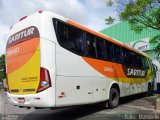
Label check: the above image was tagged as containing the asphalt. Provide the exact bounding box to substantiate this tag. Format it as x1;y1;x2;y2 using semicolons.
0;90;160;120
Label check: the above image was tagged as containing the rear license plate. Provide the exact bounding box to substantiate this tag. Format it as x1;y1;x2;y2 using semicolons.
18;98;25;103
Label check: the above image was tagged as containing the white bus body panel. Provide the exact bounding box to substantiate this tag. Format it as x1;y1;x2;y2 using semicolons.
55;45;114;106
7;87;54;107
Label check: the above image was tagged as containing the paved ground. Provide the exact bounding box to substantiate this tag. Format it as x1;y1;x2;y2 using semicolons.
0;90;160;120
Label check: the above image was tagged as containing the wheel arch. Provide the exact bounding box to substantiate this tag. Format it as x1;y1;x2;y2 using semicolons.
107;82;120;99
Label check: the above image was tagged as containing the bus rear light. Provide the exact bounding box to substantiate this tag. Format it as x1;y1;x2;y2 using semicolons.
9;26;13;30
59;92;65;98
37;67;51;93
61;92;65;95
19;16;27;21
38;10;43;13
41;81;49;87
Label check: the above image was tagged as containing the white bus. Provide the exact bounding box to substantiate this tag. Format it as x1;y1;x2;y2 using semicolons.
6;11;154;109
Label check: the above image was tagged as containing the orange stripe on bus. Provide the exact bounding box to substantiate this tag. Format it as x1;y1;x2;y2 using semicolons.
82;56;127;78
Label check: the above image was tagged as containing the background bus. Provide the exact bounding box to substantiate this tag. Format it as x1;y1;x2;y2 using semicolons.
6;11;154;109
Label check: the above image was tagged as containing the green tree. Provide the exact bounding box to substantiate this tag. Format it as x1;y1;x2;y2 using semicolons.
0;54;6;82
105;0;160;59
105;16;115;24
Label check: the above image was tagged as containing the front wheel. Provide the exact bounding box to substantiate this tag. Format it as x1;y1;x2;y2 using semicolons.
108;88;119;108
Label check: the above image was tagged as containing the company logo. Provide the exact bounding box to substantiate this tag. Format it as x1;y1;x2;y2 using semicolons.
122;65;147;78
127;38;150;52
7;26;39;48
127;68;146;77
8;27;34;45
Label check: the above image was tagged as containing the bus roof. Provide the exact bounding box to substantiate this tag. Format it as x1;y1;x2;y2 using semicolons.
9;10;150;58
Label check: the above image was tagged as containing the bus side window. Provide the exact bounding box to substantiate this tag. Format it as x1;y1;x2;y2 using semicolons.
79;33;86;55
128;51;133;66
112;44;122;63
86;34;96;58
122;48;132;66
56;20;86;55
132;53;140;67
105;41;112;61
128;51;135;67
121;48;127;65
137;55;142;68
73;28;86;55
57;22;69;46
142;57;149;69
96;37;105;59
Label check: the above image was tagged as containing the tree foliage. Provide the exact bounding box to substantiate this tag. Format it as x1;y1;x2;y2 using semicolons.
105;16;115;24
0;54;6;82
120;0;160;31
106;0;160;30
105;0;160;58
106;0;114;6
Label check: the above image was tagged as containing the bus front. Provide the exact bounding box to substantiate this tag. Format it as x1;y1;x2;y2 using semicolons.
5;12;55;108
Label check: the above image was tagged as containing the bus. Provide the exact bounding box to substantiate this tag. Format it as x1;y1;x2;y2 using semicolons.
6;11;154;109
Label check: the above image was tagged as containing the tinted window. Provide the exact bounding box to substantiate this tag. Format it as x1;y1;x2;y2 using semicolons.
96;38;105;59
105;41;112;60
121;47;149;68
122;48;135;66
54;19;149;68
142;57;149;69
112;44;122;63
86;34;96;58
54;20;86;55
122;48;128;64
128;51;134;66
136;55;142;67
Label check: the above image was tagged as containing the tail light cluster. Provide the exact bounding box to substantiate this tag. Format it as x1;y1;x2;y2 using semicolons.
19;10;43;22
19;16;28;21
37;67;51;93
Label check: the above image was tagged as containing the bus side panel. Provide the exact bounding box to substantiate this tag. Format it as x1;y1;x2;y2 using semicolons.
55;45;116;106
40;38;56;107
56;76;92;106
55;45;106;106
56;76;112;106
93;77;107;102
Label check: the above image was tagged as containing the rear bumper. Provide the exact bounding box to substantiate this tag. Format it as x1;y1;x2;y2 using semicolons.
7;87;55;108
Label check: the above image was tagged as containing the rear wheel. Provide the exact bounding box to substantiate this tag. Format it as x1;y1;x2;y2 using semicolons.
108;88;119;108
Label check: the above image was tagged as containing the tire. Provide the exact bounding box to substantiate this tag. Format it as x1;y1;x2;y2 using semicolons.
108;88;119;109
